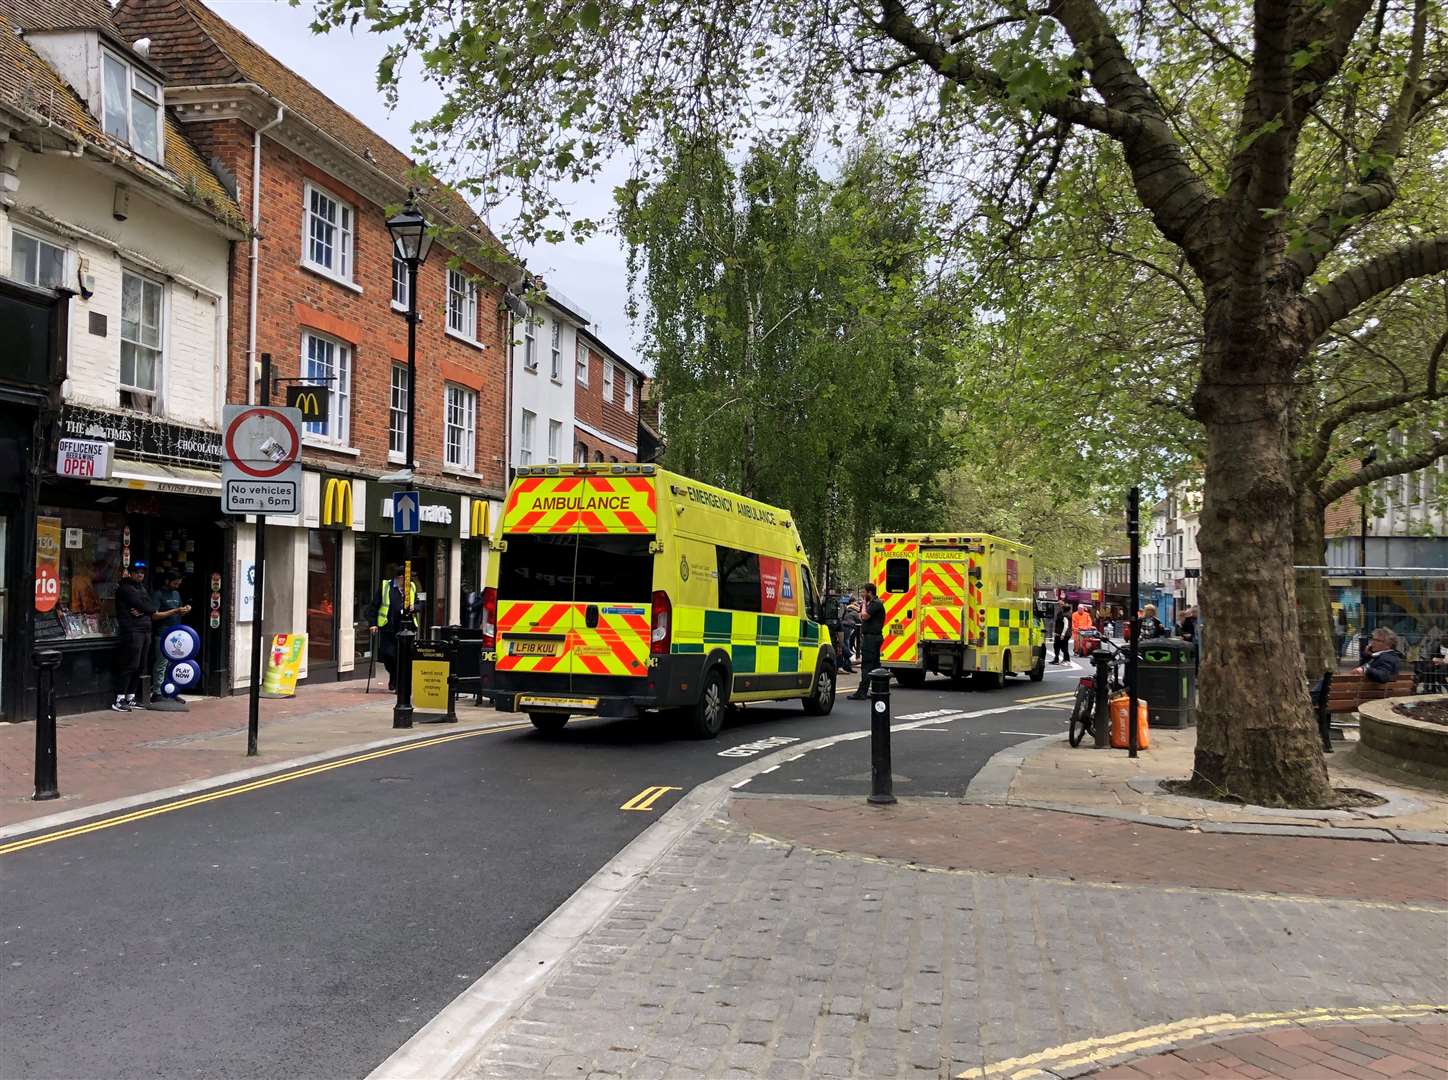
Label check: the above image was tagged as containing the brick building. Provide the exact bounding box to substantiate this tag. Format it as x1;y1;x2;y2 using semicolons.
573;327;646;464
113;0;517;686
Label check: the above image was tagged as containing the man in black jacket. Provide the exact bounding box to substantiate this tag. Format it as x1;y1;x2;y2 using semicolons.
112;562;156;711
1052;602;1072;663
847;584;886;700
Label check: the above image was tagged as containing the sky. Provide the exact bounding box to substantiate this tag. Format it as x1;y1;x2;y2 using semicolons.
202;0;644;368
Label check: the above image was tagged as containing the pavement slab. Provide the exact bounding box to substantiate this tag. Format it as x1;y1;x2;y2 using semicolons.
457;803;1448;1080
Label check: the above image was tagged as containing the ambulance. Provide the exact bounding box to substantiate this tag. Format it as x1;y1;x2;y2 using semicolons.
477;464;836;737
868;533;1046;688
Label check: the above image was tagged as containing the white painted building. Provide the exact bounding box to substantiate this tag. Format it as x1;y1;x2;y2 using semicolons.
2;0;244;713
509;284;589;475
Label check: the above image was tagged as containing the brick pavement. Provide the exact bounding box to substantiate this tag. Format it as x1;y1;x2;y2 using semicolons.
0;681;500;827
1089;1020;1448;1079
458;798;1448;1080
730;798;1448;904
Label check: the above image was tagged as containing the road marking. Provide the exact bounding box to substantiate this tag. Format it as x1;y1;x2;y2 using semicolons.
1014;691;1074;704
619;786;682;812
0;724;530;856
955;1002;1448;1079
718;735;801;759
999;730;1059;736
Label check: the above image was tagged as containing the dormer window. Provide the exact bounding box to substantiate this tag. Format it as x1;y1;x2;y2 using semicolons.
102;51;162;162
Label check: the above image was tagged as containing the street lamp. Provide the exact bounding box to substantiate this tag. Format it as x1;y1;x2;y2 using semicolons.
1359;446;1378;570
385;191;433;729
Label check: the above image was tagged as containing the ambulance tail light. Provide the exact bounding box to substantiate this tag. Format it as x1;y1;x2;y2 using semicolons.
481;587;498;648
651;591;671;655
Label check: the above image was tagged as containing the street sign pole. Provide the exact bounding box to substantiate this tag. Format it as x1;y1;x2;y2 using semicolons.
1127;487;1141;759
247;353;271;757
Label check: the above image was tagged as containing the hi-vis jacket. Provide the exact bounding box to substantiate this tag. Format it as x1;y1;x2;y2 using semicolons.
375;579;418;630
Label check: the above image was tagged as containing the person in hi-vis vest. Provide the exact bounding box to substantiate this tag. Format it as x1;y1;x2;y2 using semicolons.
369;564;418;691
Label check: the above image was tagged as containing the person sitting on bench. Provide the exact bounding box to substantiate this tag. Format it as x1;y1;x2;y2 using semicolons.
1353;627;1403;684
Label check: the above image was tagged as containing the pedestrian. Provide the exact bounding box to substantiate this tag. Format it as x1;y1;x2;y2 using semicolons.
841;591;860;667
1070;603;1094;654
112;561;184;712
847;584;886;700
461;579;483;630
1353;627;1403;684
1051;602;1072;663
1138;603;1168;640
1178;607;1197;643
150;568;193;703
369;563;418;692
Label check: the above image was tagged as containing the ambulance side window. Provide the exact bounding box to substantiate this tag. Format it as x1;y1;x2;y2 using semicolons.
800;566;819;623
716;546;761;612
885;558;910;593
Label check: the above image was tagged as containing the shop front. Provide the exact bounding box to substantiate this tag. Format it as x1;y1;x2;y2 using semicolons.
361;483;464;639
35;405;229;714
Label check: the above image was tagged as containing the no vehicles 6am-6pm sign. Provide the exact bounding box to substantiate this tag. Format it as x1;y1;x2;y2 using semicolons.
221;405;303;515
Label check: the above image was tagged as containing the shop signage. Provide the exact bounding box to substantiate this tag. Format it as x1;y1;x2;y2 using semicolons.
221;405;303;515
59;405;222;467
1185;568;1200;579
261;633;307;697
320;476;354;527
412;642;451;716
285;384;330;423
56;438;114;479
35;516;61;612
366;484;461;539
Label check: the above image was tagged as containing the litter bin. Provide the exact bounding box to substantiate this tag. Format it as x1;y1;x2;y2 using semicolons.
437;624;484;704
1136;638;1196;728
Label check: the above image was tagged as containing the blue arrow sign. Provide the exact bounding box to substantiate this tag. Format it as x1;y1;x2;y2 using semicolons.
392;490;421;534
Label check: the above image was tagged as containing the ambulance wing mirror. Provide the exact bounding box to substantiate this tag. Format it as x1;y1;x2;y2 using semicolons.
489;537;509;552
649;540;666;554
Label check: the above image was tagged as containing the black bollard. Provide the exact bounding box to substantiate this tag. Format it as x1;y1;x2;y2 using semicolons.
33;649;62;801
866;667;896;806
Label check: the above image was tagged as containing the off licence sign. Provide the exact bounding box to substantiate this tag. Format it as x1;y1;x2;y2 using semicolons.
56;438;113;479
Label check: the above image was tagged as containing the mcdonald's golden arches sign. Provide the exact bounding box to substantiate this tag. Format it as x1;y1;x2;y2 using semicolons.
470;499;490;540
321;477;354;527
286;384;329;422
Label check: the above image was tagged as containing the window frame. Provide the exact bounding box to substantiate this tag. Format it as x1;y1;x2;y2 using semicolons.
523;315;538;371
9;226;68;290
519;409;536;466
549;319;562;382
547;418;562;464
388;362;408;462
446;267;479;343
624;373;635;413
119;266;165;401
575;340;589;385
301;181;356;285
101;49;163;163
300;330;352;447
391;253;410;312
444;383;478;472
603;359;615;401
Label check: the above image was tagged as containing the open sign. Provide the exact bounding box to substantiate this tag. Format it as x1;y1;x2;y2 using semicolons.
56;438;113;479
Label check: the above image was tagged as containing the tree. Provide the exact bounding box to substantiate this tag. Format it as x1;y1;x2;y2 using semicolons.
617;137;951;570
318;0;1448;805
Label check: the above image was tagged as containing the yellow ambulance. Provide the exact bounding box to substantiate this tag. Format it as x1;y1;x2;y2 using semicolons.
868;533;1046;688
477;464;836;737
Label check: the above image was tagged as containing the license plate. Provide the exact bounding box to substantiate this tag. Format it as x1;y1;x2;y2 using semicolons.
510;639;560;656
517;695;598;710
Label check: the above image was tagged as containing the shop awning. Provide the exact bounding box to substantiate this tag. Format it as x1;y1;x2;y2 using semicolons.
93;461;222;499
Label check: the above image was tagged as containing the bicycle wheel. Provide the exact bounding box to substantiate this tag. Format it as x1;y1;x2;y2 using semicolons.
1068;685;1095;747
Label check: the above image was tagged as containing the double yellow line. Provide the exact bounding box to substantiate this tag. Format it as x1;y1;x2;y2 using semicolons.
619;785;681;812
0;723;529;857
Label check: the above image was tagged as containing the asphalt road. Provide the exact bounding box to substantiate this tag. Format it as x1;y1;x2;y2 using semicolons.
0;663;1082;1080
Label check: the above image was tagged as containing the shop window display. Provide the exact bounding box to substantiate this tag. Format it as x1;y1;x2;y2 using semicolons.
33;508;126;640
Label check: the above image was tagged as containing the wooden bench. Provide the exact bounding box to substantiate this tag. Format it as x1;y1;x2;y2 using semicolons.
1314;670;1415;752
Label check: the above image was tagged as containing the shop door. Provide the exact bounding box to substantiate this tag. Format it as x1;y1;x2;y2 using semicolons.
307;530;340;677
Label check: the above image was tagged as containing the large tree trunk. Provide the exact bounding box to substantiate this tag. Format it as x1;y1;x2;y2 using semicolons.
1192;322;1334;807
1293;494;1338;680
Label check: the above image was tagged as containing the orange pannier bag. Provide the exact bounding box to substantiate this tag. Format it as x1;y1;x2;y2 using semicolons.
1109;694;1150;750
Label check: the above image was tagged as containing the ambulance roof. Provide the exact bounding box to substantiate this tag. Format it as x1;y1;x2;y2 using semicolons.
872;532;1029;551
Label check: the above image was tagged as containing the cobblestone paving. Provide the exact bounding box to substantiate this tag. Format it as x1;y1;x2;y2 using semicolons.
461;808;1448;1080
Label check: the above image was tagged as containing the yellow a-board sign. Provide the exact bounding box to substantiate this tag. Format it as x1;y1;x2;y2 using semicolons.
411;642;450;716
262;633;307;697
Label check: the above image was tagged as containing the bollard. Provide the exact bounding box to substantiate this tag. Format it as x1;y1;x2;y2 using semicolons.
866;667;896;806
1092;649;1111;750
443;670;459;724
33;649;62;801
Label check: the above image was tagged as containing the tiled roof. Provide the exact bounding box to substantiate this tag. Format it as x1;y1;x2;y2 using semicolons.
0;21;242;229
114;0;506;262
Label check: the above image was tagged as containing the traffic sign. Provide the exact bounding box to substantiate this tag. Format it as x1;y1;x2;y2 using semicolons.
392;490;421;534
222;404;303;515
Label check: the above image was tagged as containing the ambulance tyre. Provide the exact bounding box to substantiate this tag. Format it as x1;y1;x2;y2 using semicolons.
684;668;728;739
895;668;927;689
802;661;836;715
1028;649;1046;682
528;712;569;733
976;669;1005;691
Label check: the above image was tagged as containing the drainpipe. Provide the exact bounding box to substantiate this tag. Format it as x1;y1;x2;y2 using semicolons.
247;104;285;403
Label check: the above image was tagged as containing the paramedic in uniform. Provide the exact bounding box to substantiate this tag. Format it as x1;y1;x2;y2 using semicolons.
847;584;886;700
369;564;418;692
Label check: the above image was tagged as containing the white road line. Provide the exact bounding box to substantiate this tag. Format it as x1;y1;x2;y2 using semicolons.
1000;730;1059;736
731;779;752;789
761;765;779;774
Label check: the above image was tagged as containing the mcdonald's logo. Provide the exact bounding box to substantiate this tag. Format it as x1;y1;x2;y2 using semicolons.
286;384;330;422
322;477;353;527
470;499;489;539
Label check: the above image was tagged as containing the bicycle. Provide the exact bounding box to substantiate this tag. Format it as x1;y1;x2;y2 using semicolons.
1068;638;1125;747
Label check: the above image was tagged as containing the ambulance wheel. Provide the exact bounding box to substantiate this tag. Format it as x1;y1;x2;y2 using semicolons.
528;712;568;733
975;669;1005;691
1028;650;1046;682
895;669;927;689
684;669;728;739
802;663;836;715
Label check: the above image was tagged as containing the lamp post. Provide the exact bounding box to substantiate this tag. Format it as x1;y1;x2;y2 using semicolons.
1359;446;1378;569
385;192;434;729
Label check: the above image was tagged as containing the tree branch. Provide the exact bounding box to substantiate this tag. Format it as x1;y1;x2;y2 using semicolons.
1305;235;1448;337
1102;242;1202;311
1321;436;1448;505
